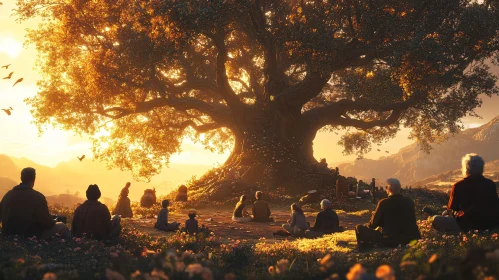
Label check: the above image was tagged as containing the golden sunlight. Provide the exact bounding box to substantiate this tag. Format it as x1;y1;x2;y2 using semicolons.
0;36;22;58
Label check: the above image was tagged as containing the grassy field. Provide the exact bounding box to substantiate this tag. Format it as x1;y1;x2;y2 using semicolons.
1;188;499;279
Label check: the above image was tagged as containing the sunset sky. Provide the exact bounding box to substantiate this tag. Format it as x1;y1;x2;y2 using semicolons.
0;2;498;173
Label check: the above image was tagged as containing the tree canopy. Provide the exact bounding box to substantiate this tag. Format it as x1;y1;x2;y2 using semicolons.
16;0;499;180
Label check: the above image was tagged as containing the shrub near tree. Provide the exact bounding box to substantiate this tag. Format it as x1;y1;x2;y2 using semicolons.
16;0;499;194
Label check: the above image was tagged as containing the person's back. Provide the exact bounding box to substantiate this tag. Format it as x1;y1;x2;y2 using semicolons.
374;194;420;245
233;201;246;218
1;185;55;237
72;201;112;239
185;218;198;234
253;199;271;220
449;175;499;230
315;208;340;234
291;211;308;230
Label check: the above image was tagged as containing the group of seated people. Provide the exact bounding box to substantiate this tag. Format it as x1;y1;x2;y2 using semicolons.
154;200;199;235
0;168;122;240
2;153;499;252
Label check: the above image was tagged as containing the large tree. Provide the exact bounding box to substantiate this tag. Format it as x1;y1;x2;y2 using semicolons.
17;0;499;189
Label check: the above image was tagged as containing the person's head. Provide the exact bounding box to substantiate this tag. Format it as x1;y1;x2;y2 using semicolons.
20;167;36;187
320;199;332;210
461;153;485;177
291;203;303;213
255;191;263;200
86;184;101;200
188;209;197;219
386;178;402;195
239;195;246;203
120;184;130;198
162;200;169;208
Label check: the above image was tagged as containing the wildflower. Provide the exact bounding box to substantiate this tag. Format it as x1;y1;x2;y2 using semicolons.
429;254;438;264
376;265;395;280
185;264;203;277
346;264;365;280
276;259;290;274
42;273;57;280
268;266;275;275
106;269;126;280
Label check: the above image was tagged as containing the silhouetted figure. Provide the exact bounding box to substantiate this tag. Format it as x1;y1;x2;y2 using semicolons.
251;191;273;222
355;178;420;250
305;199;342;238
140;188;156;208
371;178;377;204
72;184;121;240
336;176;349;197
155;200;179;232
432;154;499;232
232;195;251;222
0;168;70;239
175;185;188;202
112;182;133;218
185;209;199;235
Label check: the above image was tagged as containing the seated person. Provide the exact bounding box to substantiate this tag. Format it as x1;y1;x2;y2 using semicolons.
0;168;70;240
355;178;420;250
232;195;252;222
305;199;342;238
282;203;308;237
72;184;121;240
251;191;273;222
155;200;179;232
113;182;133;218
431;154;499;232
185;209;199;235
175;185;188;202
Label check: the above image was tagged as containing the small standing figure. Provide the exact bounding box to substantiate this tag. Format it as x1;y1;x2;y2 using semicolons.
112;182;133;218
175;185;188;202
371;178;377;204
185;209;199;235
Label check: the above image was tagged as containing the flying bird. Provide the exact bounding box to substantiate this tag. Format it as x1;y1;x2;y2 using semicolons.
3;72;13;79
1;107;13;116
377;149;381;152
77;155;85;161
12;78;23;87
385;151;390;153
1;64;10;69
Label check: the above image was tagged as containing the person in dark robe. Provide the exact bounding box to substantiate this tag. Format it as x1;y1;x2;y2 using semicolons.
155;200;179;232
371;178;377;204
112;182;133;218
185;209;199;234
305;199;342;238
336;176;348;197
140;188;156;208
355;178;421;251
431;154;499;232
72;184;121;240
175;185;188;202
0;167;70;239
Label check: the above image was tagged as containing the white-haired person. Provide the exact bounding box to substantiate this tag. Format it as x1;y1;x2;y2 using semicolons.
305;199;343;238
355;178;421;251
431;153;499;232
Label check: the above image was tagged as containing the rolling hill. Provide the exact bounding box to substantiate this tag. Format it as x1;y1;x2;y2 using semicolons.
338;115;499;185
0;155;212;202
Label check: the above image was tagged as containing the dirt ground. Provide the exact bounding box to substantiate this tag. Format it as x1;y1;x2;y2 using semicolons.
127;205;371;243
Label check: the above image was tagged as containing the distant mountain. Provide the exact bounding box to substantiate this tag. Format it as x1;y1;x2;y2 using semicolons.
0;155;212;201
338;116;499;185
411;160;499;189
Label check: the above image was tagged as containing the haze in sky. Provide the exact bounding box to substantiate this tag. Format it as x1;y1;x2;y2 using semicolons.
0;2;498;174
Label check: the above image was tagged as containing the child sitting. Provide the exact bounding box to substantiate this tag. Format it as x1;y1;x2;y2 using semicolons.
155;200;179;232
185;209;199;235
